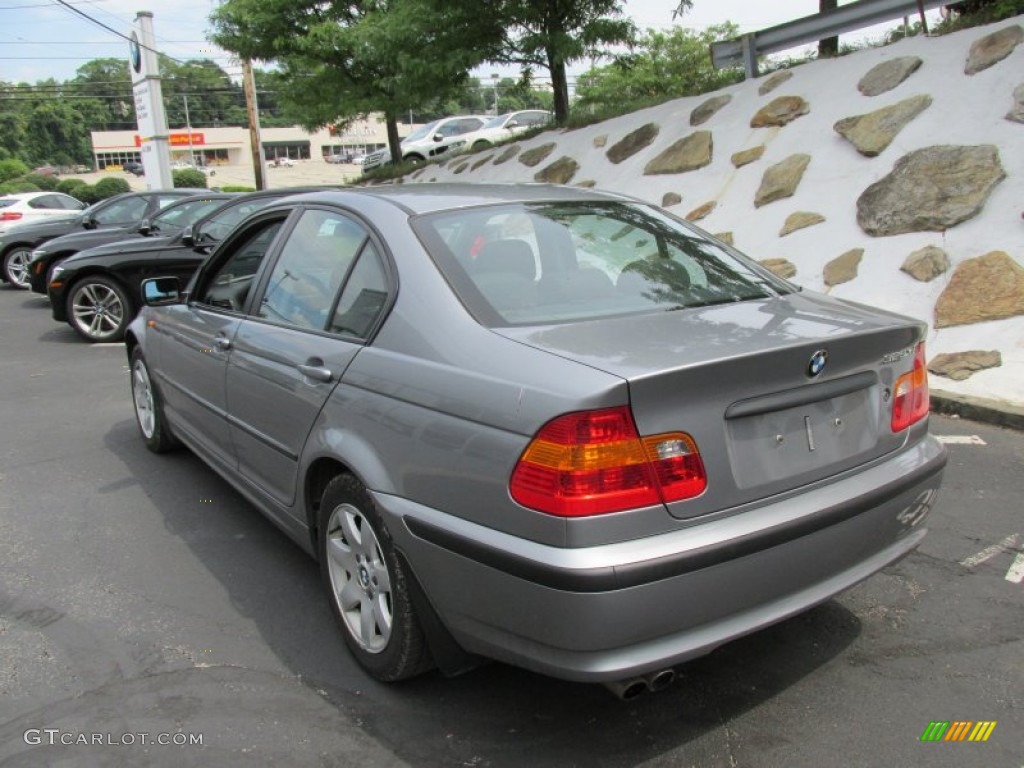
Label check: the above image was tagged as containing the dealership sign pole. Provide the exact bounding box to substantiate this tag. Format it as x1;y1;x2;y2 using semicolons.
128;12;173;189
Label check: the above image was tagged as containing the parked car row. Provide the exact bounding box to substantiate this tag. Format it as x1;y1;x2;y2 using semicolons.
3;181;946;696
361;110;551;172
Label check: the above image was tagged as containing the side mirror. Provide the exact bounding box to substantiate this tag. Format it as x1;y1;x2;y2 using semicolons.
506;120;519;129
82;216;99;230
432;133;444;143
181;226;196;248
142;277;183;306
138;220;153;236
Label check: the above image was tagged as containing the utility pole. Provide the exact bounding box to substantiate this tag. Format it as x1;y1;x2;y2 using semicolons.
242;58;266;190
183;94;194;166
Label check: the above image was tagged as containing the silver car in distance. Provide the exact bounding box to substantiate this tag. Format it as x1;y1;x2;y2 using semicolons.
126;184;946;696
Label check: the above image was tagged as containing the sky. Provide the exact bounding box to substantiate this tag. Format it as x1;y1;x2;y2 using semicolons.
0;0;940;85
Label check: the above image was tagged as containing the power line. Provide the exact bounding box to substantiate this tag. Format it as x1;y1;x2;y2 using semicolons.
49;0;185;65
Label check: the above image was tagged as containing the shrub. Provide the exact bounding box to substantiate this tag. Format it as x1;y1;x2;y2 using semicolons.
172;169;208;189
93;176;131;200
20;173;60;191
56;178;88;197
0;158;29;184
0;180;41;194
219;185;256;192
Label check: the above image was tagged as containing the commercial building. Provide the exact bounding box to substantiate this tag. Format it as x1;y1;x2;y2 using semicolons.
89;116;414;170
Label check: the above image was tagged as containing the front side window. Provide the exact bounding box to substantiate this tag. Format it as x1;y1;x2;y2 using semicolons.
151;198;225;230
413;202;790;327
256;209;369;331
195;219;286;312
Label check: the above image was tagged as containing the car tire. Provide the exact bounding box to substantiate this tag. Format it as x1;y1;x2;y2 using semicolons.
130;347;177;453
318;473;433;681
404;154;425;165
2;247;33;289
67;276;133;343
472;141;492;151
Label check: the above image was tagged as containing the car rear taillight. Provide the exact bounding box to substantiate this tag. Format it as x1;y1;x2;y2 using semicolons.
891;342;929;432
509;406;707;517
0;211;23;222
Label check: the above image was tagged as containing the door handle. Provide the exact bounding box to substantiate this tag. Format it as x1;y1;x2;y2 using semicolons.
214;336;232;351
297;364;334;383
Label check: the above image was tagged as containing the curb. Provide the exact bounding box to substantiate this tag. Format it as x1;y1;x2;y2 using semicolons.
930;390;1024;432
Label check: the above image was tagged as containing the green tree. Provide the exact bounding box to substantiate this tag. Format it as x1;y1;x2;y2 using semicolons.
575;23;743;117
476;0;636;124
0;158;29;183
211;0;495;164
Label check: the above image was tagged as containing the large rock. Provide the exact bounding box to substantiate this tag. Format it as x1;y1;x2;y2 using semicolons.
754;154;811;208
779;211;825;236
731;145;765;168
493;145;521;165
964;25;1024;75
593;134;608;148
534;156;579;184
661;192;682;207
518;143;556;168
606;123;659;164
833;94;932;157
686;201;716;221
824;248;864;286
1007;83;1024;123
856;145;1005;236
760;258;796;279
690;94;732;126
928;350;1002;381
857;56;923;96
935;251;1024;328
750;96;810;127
758;71;793;95
643;131;713;175
901;246;950;282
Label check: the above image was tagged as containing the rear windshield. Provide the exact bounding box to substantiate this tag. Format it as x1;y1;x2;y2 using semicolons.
412;201;793;327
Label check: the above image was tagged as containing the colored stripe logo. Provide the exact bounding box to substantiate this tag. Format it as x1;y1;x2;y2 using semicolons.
920;721;997;742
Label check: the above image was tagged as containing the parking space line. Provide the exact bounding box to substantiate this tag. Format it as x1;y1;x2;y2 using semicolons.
934;435;986;445
1006;554;1024;584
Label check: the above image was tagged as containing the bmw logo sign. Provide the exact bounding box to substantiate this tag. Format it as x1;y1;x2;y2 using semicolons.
807;349;828;377
129;32;142;74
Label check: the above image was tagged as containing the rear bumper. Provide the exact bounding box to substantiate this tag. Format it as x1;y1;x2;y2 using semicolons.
376;435;946;683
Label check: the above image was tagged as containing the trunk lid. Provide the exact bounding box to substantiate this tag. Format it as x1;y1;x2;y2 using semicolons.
495;291;925;519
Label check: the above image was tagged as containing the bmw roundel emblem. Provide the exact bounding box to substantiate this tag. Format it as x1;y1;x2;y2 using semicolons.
807;349;828;377
129;32;142;74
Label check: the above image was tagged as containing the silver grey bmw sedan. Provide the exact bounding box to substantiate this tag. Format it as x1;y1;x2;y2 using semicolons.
126;184;946;696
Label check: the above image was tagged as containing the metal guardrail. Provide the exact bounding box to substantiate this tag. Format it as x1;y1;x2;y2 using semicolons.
711;0;948;78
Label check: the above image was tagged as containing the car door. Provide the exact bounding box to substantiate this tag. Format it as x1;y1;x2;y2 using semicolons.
225;206;393;507
153;213;290;469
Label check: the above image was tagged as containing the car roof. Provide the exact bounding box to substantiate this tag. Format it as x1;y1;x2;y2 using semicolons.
0;192;53;202
271;183;640;216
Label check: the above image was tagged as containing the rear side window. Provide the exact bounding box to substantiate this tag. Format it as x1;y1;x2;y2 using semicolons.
413;202;790;327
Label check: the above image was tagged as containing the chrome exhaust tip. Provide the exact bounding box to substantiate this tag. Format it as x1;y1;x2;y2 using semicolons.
603;677;649;700
645;669;676;692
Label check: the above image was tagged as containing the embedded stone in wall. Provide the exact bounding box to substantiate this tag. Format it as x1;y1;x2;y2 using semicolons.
901;245;950;282
493;145;521;165
690;94;732;126
750;96;810;127
662;192;682;207
731;145;765;168
754;153;811;208
928;350;1002;381
856;145;1006;236
964;24;1024;75
780;211;825;236
1007;84;1024;123
643;131;713;175
576;180;597;188
534;156;579;184
857;56;923;97
593;135;608;148
824;248;863;286
833;94;932;157
471;154;494;171
715;232;734;245
686;201;716;221
760;258;796;279
606;123;660;164
452;161;470;174
518;143;556;168
935;251;1024;328
758;71;793;95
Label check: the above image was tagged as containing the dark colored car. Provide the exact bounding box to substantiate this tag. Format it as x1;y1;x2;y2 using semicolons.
19;190;205;295
49;188;328;342
124;161;145;176
125;184;946;694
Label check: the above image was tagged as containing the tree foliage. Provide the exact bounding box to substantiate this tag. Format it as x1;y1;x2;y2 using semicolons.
574;24;743;118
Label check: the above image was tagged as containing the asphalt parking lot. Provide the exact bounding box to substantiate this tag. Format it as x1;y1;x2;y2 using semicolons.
0;284;1021;768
